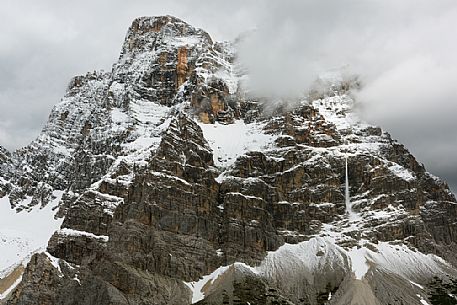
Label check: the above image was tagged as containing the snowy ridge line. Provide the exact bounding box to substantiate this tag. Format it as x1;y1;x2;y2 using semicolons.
57;228;109;242
224;192;264;200
184;265;229;304
44;252;63;277
83;190;124;216
149;171;192;186
86;190;124;202
184;263;258;304
183;233;452;303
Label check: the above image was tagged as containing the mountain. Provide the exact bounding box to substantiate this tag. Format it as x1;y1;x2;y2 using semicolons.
1;15;457;305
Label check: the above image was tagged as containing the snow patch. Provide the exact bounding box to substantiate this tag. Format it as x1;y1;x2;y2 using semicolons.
347;246;369;279
73;273;81;285
184;265;230;303
111;108;130;125
199;120;277;168
162;35;202;48
417;294;431;305
410;281;424;290
57;228;109;242
312;95;355;131
388;164;416;182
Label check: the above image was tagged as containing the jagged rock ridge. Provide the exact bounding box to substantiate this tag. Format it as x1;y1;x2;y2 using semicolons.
0;16;456;305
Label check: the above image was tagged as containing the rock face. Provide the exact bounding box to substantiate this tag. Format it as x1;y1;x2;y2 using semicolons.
1;16;457;305
0;146;11;197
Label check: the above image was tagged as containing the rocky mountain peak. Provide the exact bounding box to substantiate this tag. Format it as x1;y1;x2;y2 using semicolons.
120;15;212;55
1;15;457;305
113;15;215;108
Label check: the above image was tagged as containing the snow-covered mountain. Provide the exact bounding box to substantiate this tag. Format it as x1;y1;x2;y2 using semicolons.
1;16;457;305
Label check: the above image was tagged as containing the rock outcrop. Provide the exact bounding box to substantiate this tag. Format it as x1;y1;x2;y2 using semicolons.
0;146;11;197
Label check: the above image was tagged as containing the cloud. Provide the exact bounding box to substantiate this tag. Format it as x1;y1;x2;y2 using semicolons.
0;0;455;193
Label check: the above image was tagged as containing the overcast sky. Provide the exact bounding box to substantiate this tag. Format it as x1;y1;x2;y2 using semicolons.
0;0;456;193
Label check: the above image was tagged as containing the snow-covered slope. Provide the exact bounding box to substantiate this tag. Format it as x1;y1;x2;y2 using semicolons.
0;193;63;276
184;236;453;304
0;193;63;301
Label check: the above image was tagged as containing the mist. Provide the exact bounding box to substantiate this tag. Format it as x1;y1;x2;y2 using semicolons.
237;0;457;192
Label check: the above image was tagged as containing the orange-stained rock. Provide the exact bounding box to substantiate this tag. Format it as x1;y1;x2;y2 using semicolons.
210;94;225;115
176;47;188;88
199;112;211;124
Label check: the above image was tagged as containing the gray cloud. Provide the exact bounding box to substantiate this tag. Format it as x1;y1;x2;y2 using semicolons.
0;0;455;193
237;0;457;193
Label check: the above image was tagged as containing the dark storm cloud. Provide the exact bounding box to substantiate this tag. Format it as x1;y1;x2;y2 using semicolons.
0;0;456;193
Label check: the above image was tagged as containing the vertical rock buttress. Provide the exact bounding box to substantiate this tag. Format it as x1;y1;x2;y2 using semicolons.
177;47;188;88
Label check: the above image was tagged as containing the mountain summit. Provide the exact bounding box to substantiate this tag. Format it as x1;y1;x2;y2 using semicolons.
1;16;457;305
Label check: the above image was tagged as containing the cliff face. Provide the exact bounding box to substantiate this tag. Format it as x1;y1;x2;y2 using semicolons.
1;16;457;305
0;146;11;197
